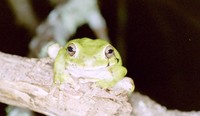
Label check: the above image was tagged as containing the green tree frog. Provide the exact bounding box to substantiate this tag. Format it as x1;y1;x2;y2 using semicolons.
49;38;134;92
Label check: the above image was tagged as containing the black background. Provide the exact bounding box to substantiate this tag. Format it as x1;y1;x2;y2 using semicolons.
0;0;200;114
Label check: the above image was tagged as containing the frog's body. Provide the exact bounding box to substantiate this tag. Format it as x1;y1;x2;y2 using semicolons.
52;38;128;89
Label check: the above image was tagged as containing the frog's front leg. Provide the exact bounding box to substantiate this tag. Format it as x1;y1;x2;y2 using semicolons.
54;71;79;90
53;48;77;89
54;71;72;84
96;65;127;89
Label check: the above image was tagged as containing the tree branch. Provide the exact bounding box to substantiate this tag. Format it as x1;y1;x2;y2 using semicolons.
0;52;132;115
131;92;200;116
1;51;200;116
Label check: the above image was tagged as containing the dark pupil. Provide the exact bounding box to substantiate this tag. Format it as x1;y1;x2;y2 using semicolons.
108;49;114;54
67;46;73;52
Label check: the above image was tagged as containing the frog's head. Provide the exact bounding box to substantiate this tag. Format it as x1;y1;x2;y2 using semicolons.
64;38;122;70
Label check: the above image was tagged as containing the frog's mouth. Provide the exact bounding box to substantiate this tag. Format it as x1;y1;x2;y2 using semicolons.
68;63;108;71
66;56;119;70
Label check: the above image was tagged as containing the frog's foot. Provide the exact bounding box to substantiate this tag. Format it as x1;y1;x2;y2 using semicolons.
95;80;114;89
65;76;80;90
48;86;57;97
54;76;80;91
111;77;135;95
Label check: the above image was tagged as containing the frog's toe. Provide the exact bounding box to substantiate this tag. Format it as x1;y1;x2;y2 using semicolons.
96;80;112;89
112;77;135;94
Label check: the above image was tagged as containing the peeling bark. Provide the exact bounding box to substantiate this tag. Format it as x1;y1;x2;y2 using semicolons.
131;92;200;116
1;51;200;116
0;52;132;116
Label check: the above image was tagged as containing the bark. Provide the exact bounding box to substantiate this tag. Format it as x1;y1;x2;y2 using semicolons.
0;52;132;116
1;51;200;116
131;92;200;116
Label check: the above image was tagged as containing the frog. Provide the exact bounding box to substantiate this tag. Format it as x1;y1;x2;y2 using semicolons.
48;38;134;92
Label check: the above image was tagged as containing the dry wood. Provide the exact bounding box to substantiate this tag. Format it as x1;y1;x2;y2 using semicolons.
131;92;200;116
1;51;200;116
0;52;132;116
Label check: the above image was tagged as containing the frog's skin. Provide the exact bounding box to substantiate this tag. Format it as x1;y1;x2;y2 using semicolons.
53;38;128;89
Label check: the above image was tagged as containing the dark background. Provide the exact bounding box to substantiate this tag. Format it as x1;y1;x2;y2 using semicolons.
0;0;200;114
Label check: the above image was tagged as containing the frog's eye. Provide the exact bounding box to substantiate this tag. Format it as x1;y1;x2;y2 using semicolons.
67;43;76;56
105;45;114;58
